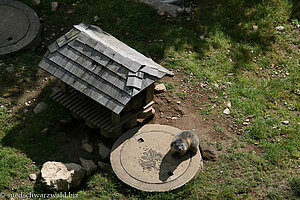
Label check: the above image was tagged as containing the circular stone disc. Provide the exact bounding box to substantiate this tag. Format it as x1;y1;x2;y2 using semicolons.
0;0;40;55
111;124;203;192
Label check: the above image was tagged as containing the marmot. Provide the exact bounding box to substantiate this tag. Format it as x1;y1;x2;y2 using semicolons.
170;130;199;157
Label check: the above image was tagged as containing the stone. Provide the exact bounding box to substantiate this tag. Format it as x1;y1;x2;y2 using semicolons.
32;0;40;5
154;83;166;93
276;26;284;31
282;120;289;125
199;35;205;40
33;102;48;113
185;7;191;14
199;141;217;161
42;127;49;134
41;161;85;191
5;66;15;73
93;15;99;22
98;143;111;160
252;25;258;30
157;10;165;16
97;161;113;173
225;101;232;108
29;173;37;181
51;2;58;12
79;158;97;176
82;141;93;153
223;108;230;115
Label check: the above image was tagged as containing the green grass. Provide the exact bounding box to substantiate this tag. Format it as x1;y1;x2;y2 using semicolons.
0;0;299;199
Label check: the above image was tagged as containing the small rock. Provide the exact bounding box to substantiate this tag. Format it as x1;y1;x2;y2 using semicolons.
41;161;85;191
213;83;219;88
176;101;181;105
171;116;179;120
42;128;49;134
185;7;191;14
93;15;99;22
98;161;113;173
242;122;249;126
252;25;258;30
29;173;37;181
82;141;93;153
33;102;48;114
157;10;165;16
245;119;250;122
276;26;284;31
51;2;58;12
282;121;289;125
32;0;40;5
79;158;97;176
223;108;230;115
5;66;15;73
25;102;30;107
154;83;166;93
199;35;205;40
199;141;217;161
60;116;72;124
98;143;111;160
225;101;232;108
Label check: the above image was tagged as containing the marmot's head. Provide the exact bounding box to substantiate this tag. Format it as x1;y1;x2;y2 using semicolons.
170;138;188;153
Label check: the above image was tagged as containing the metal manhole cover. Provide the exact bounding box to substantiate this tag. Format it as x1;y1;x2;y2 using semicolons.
111;124;203;192
0;0;40;55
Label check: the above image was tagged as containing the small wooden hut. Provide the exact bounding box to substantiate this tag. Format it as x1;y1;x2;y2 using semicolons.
39;23;172;139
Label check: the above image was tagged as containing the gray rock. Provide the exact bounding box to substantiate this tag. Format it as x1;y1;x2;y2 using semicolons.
225;101;232;108
5;66;15;73
154;83;166;93
282;120;289;125
32;0;41;5
98;143;111;160
97;161;113;173
29;173;37;181
51;2;58;12
199;141;217;161
41;161;85;191
138;0;183;17
33;102;48;114
223;108;230;115
82;141;93;153
79;158;97;176
276;26;284;31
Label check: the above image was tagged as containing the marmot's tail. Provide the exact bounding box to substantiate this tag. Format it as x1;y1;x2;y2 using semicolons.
160;0;185;5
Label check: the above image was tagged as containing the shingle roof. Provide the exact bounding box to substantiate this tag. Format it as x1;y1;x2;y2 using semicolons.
39;23;172;114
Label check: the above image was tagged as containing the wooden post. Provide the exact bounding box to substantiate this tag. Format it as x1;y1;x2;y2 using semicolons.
145;83;154;104
60;81;69;94
111;112;120;125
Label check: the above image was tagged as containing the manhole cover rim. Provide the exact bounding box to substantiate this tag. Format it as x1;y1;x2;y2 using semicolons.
0;0;40;55
111;124;203;192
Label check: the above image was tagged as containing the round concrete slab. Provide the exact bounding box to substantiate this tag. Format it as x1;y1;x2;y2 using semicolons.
111;124;203;192
0;0;40;55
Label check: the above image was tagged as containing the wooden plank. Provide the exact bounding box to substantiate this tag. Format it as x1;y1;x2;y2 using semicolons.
82;105;101;119
145;83;154;104
65;96;82;110
59;90;78;106
79;103;99;117
68;98;85;111
86;107;105;121
72;99;91;113
75;101;95;115
111;112;120;126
